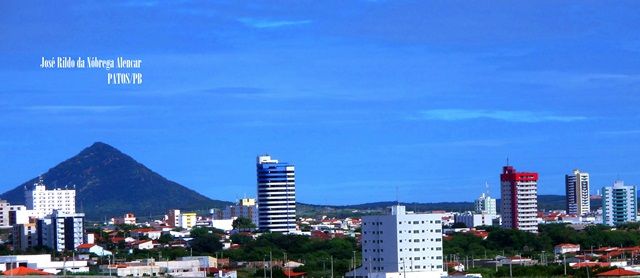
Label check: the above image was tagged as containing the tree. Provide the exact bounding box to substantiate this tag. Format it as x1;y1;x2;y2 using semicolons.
190;234;223;254
158;234;174;245
231;233;253;245
233;217;256;231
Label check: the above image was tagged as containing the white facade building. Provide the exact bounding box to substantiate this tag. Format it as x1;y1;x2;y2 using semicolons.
25;177;76;219
602;181;637;226
256;155;296;233
554;244;580;255
474;193;497;215
352;205;444;278
0;201;30;228
566;169;590;215
0;254;89;274
454;213;500;228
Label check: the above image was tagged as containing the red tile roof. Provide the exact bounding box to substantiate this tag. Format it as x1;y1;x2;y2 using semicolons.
596;268;640;277
283;269;306;277
3;266;50;276
573;262;611;269
76;243;96;249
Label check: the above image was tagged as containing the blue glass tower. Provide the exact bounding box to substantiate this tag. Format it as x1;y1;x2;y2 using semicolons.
256;155;296;233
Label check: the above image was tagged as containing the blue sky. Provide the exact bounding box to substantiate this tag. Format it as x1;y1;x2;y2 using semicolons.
1;1;639;205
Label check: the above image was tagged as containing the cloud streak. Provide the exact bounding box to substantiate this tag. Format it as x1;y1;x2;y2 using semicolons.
24;105;128;113
414;109;587;123
238;17;312;29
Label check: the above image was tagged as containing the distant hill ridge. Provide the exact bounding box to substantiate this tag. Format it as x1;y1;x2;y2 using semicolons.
299;194;603;213
0;142;605;221
0;142;231;220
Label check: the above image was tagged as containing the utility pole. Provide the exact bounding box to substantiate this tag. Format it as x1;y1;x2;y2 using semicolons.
263;256;266;278
270;251;273;278
352;250;356;278
509;259;513;278
330;256;334;278
323;258;326;274
285;252;290;278
563;254;567;276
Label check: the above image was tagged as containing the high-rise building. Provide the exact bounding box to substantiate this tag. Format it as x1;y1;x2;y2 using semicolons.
602;181;637;226
566;169;590;215
500;166;539;233
475;193;497;215
25;177;76;219
37;210;85;252
256;155;296;233
349;205;444;278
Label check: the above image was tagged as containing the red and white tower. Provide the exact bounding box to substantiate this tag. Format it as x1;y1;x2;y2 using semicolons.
500;166;539;233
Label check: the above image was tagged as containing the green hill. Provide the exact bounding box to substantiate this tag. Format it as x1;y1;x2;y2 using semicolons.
0;142;231;220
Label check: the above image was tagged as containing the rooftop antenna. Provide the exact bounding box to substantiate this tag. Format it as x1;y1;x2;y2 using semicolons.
485;182;490;197
506;157;510;166
395;185;399;205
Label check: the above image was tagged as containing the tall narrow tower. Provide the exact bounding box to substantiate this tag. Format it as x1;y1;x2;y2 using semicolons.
500;166;538;233
565;169;590;215
256;155;296;233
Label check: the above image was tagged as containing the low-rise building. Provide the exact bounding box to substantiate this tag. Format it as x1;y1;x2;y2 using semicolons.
454;212;500;228
180;213;197;229
178;256;217;268
131;228;162;240
114;213;136;225
101;258;205;277
76;243;113;256
554;244;580;255
0;254;89;274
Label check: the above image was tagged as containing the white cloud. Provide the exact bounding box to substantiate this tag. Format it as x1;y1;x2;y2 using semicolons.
238;18;312;29
413;109;587;123
24;105;127;113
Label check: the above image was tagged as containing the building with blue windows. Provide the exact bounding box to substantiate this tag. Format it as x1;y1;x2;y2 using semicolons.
256;155;296;233
602;180;637;226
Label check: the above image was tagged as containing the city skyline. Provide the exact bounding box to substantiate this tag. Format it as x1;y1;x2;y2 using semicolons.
2;1;640;204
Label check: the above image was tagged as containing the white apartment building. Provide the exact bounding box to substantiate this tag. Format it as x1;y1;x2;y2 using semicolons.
350;205;444;278
602;180;637;226
25;177;76;219
256;155;296;233
0;200;29;228
474;193;497;215
0;254;89;274
566;169;590;215
454;213;500;228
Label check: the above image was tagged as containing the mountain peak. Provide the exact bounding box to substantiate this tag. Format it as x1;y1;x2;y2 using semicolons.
1;143;231;220
82;141;122;154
